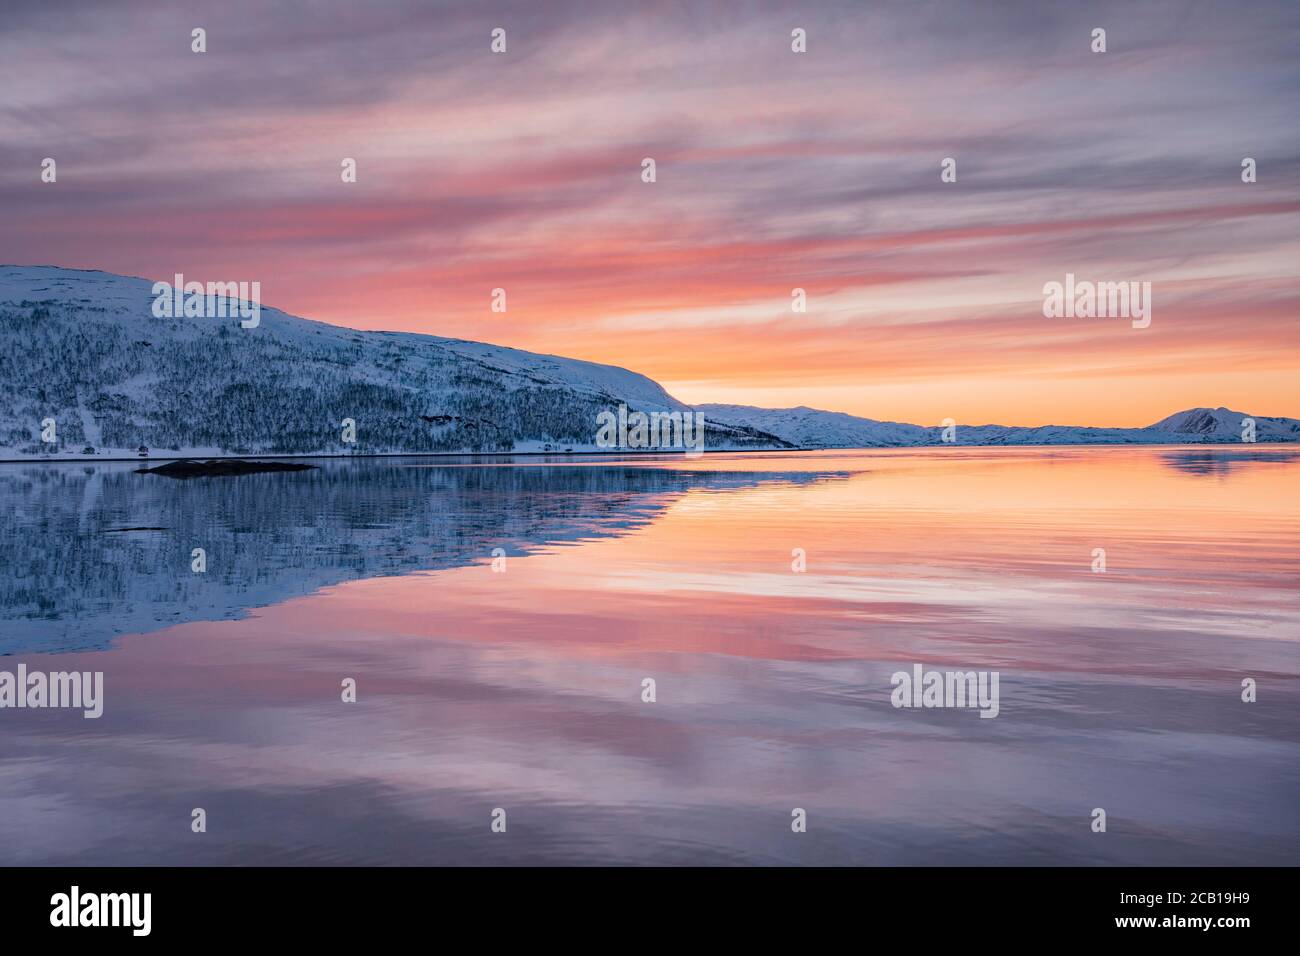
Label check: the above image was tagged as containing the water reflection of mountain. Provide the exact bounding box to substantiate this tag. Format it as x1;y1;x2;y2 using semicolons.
1;458;846;655
1158;449;1298;477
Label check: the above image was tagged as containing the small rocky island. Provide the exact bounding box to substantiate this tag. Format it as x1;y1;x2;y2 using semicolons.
135;459;318;479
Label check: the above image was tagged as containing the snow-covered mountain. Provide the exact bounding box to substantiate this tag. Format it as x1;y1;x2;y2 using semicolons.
0;266;784;458
2;265;1295;458
1148;407;1300;441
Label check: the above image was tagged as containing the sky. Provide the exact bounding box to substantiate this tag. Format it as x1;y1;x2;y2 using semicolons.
1;0;1297;427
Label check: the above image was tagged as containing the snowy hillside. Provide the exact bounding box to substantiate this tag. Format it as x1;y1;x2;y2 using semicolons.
0;266;781;458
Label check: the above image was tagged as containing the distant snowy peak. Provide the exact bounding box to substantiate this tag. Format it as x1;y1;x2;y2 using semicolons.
1146;407;1300;442
1151;407;1261;436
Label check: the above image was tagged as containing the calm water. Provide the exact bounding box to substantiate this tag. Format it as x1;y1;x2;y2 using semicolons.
1;447;1297;865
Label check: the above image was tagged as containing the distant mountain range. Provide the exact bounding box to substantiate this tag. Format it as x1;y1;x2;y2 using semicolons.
1;265;1296;459
698;403;1300;448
